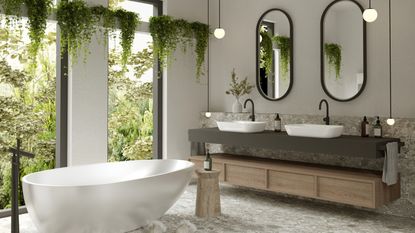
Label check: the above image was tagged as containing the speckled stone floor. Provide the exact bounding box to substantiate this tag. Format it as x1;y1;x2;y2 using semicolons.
1;184;415;233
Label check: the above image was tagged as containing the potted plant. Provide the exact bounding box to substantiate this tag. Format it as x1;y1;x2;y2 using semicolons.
225;69;254;113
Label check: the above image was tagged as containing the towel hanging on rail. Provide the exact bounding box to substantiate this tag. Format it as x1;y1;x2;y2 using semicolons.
382;142;399;185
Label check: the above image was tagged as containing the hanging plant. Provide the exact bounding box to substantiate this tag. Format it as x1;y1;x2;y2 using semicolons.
259;28;273;77
273;35;290;80
56;0;97;62
91;5;116;34
0;0;23;16
91;6;140;67
324;43;342;79
190;22;209;79
114;9;140;66
149;15;210;80
149;15;180;69
24;0;53;60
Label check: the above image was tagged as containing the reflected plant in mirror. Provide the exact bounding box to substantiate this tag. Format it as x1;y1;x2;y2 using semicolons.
324;43;342;79
321;0;366;101
256;9;293;101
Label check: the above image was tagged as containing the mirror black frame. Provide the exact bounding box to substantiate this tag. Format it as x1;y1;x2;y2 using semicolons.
256;8;294;101
320;0;367;102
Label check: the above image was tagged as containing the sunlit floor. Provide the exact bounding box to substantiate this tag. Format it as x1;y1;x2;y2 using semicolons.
1;184;415;233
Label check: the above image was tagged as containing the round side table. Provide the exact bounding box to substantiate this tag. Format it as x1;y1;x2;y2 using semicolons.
195;169;221;218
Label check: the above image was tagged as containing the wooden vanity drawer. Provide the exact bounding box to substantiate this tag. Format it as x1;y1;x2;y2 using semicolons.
268;170;315;197
225;164;266;189
213;162;225;181
190;154;400;209
317;177;374;208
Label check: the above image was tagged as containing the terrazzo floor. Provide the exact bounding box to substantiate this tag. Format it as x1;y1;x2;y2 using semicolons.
1;183;415;233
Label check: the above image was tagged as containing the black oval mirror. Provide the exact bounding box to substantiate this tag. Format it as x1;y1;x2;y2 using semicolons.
256;9;293;101
321;0;367;101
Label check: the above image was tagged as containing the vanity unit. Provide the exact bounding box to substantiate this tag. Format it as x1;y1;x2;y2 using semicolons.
188;128;403;208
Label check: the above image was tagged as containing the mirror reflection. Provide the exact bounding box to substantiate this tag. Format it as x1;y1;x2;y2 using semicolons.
322;0;366;101
257;9;293;100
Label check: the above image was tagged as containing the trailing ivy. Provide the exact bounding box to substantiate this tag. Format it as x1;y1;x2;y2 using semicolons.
149;16;179;70
191;22;209;79
91;5;116;33
259;29;273;77
24;0;53;60
56;0;97;62
114;9;139;66
149;15;210;80
84;6;140;67
272;35;290;80
0;0;23;16
259;25;291;81
324;43;342;79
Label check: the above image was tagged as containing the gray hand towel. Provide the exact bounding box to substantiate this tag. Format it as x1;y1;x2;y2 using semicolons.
382;142;399;186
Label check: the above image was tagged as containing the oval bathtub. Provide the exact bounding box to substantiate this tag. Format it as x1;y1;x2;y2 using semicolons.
22;159;194;233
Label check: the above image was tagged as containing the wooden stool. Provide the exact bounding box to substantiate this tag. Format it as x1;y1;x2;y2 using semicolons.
195;169;221;218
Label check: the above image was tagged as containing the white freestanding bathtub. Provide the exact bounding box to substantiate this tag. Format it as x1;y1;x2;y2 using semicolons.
22;159;194;233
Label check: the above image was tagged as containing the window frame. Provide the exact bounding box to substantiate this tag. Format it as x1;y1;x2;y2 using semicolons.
106;0;163;160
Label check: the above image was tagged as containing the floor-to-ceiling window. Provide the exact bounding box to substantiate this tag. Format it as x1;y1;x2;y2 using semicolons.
108;0;162;161
0;18;57;210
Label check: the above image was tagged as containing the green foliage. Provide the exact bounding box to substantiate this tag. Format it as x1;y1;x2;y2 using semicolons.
57;2;139;66
92;6;140;67
149;15;210;80
225;68;254;99
0;22;56;209
56;0;97;62
149;16;180;70
191;22;209;79
114;9;139;66
0;0;23;16
0;0;52;63
259;25;291;80
24;0;53;60
91;5;116;31
272;35;290;80
108;46;154;162
259;29;273;76
324;43;342;79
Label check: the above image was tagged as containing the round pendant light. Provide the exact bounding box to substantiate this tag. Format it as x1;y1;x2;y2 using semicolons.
387;118;395;126
214;0;225;39
214;28;226;39
363;0;378;22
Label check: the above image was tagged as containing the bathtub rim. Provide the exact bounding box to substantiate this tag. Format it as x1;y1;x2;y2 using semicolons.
22;159;194;188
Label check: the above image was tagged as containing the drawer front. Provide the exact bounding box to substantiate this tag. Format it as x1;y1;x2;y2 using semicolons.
213;162;225;181
318;177;374;208
226;164;266;189
268;170;315;197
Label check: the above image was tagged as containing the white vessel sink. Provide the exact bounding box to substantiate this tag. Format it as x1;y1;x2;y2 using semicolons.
285;124;344;138
217;121;266;133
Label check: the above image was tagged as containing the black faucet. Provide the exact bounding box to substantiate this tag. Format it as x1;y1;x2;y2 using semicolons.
244;99;255;121
319;99;330;125
9;139;35;233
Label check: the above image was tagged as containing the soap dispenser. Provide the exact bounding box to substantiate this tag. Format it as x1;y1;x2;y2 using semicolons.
373;116;383;138
361;116;369;137
274;113;282;132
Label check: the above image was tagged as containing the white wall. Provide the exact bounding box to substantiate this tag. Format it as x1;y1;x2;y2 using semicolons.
163;0;415;160
68;0;108;166
163;0;207;159
208;0;415;118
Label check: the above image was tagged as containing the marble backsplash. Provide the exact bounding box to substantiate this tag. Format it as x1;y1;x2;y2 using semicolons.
199;112;415;219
